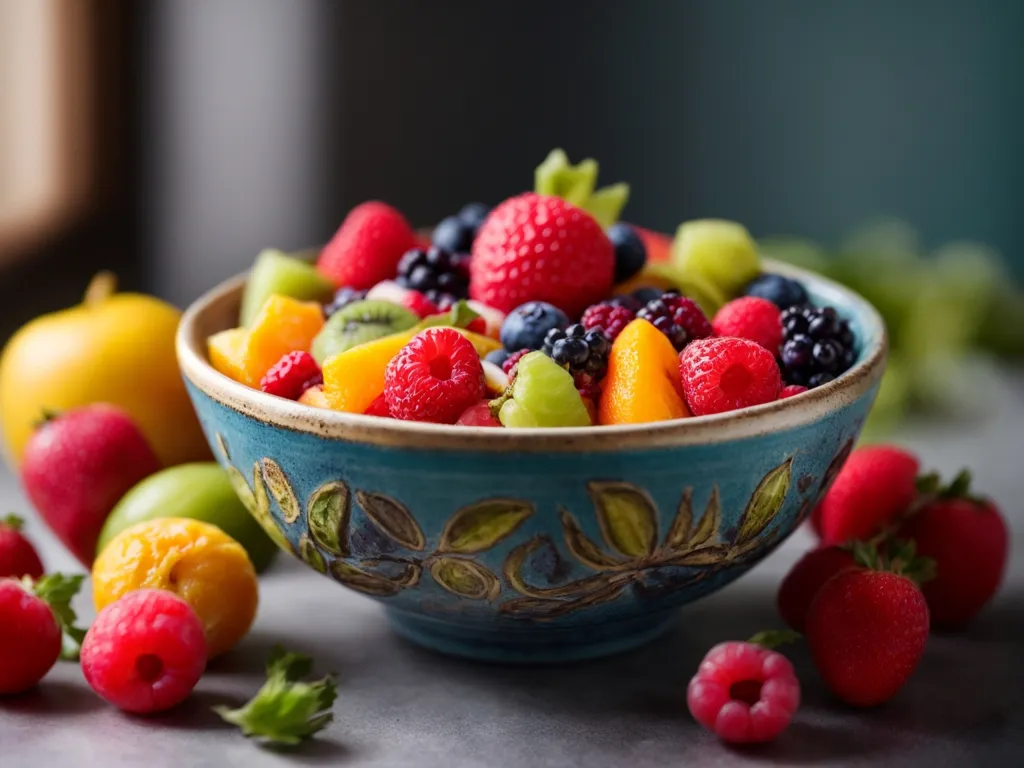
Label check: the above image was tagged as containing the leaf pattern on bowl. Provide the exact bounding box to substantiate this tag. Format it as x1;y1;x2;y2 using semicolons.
307;481;350;557
261;458;301;524
355;491;426;552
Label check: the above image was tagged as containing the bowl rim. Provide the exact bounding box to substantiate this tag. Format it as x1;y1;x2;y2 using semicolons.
176;259;887;453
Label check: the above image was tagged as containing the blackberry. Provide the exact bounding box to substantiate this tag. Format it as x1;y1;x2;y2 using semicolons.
396;246;469;301
779;306;857;388
636;291;713;351
324;287;367;318
542;324;611;381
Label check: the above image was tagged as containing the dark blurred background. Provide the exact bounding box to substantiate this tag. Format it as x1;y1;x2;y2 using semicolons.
3;0;1022;320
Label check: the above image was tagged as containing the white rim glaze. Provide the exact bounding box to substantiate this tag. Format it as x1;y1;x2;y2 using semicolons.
176;259;887;453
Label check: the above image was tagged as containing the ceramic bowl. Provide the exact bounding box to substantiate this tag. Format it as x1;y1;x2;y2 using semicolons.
177;261;886;663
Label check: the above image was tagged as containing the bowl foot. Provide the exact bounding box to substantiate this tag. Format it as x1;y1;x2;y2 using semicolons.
386;609;679;665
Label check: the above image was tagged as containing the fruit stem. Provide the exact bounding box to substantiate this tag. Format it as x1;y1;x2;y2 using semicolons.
748;629;801;650
84;271;118;307
2;513;24;530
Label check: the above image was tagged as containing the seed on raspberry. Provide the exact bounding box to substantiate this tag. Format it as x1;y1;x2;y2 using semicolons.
580;302;635;341
687;640;801;744
384;327;486;423
502;349;531;379
679;337;782;416
260;351;323;400
81;589;207;714
712;297;783;354
636;291;712;351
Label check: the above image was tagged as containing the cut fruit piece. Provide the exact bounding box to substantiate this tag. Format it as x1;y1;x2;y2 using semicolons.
240;295;324;387
634;227;672;264
311;299;418;364
482;360;510;396
612;263;726;318
533;148;629;228
497;351;590;428
456;328;502;358
672;220;760;300
321;332;412;414
297;385;330;409
586;183;630;229
240;249;336;327
208;328;248;384
599;318;689;425
465;300;505;340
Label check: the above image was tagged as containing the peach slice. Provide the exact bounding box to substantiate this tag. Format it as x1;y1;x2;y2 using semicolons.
598;318;689;425
240;295;324;387
207;328;248;384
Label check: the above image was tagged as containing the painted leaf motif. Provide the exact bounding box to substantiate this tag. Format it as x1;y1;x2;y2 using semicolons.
307;481;350;557
660;543;730;567
503;537;617;599
439;498;534;555
558;508;627;571
215;433;232;461
225;464;258;515
688;486;721;550
735;459;793;547
430;557;501;601
261;458;301;524
355;491;426;551
587;482;658;559
329;560;404;597
499;582;625;620
251;462;294;555
664;488;693;551
818;438;854;496
299;536;326;573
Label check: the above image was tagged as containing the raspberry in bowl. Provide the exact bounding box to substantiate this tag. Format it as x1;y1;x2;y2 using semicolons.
176;150;886;663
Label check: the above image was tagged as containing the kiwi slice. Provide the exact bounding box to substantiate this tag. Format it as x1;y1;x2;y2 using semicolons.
311;300;418;364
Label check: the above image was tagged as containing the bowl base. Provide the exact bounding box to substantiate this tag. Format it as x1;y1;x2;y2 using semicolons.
386;608;679;665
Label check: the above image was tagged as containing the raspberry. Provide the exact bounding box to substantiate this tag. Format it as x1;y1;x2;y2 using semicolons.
679;337;782;416
501;348;530;379
364;393;392;418
384;328;486;423
0;514;44;579
0;579;62;694
455;401;501;427
580;302;635;341
712;297;783;354
777;545;859;632
260;351;323;400
82;589;207;713
687;640;801;744
317;201;417;290
401;289;441;319
573;371;603;404
779;384;808;399
469;193;614;317
396;246;470;301
780;305;857;388
636;292;713;351
541;324;611;381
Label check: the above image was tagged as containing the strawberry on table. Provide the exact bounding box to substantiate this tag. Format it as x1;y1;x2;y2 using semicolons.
897;470;1008;627
0;514;44;579
317;202;418;290
777;544;859;633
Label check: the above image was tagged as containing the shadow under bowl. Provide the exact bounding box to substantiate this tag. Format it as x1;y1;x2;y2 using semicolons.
176;260;886;663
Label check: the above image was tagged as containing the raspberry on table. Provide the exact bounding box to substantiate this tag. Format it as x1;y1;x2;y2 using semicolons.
780;306;856;388
580;302;635;341
384;328;486;423
687;640;801;744
541;324;611;381
260;351;324;400
712;297;783;354
636;291;713;351
679;337;782;416
396;246;470;302
81;589;207;714
323;287;368;319
0;579;62;694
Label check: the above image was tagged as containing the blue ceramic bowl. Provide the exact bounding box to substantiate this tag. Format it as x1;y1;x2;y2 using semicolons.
177;261;886;663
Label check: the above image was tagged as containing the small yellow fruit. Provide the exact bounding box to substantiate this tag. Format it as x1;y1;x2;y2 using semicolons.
92;517;258;657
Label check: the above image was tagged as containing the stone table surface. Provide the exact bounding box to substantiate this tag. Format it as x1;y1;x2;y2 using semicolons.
1;369;1022;768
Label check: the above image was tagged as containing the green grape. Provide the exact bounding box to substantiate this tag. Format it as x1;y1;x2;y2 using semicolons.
500;352;590;428
671;219;760;299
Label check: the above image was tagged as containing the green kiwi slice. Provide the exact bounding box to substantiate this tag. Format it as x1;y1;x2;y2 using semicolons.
311;300;418;364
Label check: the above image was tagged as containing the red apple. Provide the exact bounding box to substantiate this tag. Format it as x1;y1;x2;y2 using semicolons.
20;404;161;565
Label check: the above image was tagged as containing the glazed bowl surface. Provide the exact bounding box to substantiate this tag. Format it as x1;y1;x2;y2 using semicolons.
177;261;886;663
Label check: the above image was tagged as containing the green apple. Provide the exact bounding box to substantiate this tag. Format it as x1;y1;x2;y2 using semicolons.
97;463;278;572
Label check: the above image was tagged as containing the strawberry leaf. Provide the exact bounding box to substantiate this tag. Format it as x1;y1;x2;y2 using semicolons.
748;629;801;649
30;573;88;661
2;513;24;530
214;645;337;746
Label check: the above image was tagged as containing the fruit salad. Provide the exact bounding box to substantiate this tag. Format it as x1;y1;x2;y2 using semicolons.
208;150;861;427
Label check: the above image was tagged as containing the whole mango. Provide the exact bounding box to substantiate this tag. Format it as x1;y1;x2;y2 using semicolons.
0;273;210;468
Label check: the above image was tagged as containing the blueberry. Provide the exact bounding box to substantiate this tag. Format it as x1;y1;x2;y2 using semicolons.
485;348;510;367
608;223;647;284
457;202;490;231
744;273;810;309
500;301;570;352
432;215;474;254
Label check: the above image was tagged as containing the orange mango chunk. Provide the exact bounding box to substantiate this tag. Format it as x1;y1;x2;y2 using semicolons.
240;295;324;387
208;327;249;384
598;318;689;425
322;332;412;414
298;385;331;409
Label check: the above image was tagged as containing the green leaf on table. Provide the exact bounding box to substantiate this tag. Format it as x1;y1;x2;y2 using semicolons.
214;645;337;747
30;573;88;661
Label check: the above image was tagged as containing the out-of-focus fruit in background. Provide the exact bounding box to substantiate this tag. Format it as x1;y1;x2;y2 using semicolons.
0;273;210;468
97;463;278;572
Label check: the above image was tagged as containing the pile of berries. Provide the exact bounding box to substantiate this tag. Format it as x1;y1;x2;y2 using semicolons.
209;148;866;429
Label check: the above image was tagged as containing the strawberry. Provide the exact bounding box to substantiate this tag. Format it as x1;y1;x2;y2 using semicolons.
777;544;858;632
469;193;614;318
897;470;1008;627
0;514;44;580
805;540;932;707
816;445;919;544
317;202;417;290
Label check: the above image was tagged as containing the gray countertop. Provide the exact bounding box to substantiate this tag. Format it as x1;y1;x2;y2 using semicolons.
2;369;1022;768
